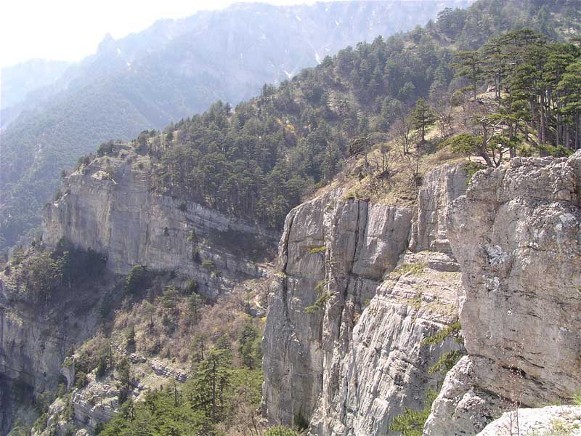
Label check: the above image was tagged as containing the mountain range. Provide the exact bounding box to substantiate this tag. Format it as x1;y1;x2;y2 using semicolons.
0;0;471;252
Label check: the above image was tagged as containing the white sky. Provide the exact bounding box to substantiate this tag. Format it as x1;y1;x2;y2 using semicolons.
0;0;323;69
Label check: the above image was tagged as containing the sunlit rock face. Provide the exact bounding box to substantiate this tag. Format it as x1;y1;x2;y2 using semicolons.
263;163;468;435
426;152;581;435
43;150;276;297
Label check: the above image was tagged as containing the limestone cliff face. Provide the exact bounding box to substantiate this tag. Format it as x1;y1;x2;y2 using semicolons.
262;163;468;434
0;272;106;434
262;192;413;426
43;150;275;296
425;152;581;435
0;148;276;433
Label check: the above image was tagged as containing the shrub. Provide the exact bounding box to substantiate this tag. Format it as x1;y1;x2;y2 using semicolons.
390;389;438;436
201;258;216;271
124;265;150;295
266;426;301;436
428;350;464;375
393;262;426;276
308;245;326;254
421;321;462;346
304;292;331;314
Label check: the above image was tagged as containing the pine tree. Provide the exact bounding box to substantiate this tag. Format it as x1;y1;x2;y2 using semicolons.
453;50;483;100
410;98;436;143
191;347;232;422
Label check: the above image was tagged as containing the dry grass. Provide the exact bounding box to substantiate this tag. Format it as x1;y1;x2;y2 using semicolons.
108;274;271;369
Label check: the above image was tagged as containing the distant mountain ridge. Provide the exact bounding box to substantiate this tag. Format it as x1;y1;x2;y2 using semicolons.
0;59;71;127
0;0;472;251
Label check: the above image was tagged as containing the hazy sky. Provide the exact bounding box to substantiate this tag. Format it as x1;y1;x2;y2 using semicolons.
0;0;323;69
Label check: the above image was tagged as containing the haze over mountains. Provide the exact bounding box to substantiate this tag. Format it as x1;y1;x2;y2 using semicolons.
0;0;579;433
0;0;473;253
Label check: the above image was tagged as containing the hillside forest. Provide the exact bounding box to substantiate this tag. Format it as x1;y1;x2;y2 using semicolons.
1;0;580;434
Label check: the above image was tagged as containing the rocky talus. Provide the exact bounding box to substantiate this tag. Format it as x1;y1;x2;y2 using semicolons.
262;163;468;434
425;152;581;435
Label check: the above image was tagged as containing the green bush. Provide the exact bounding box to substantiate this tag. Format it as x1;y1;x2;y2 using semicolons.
421;321;462;346
390;389;437;436
265;425;301;436
124;265;150;295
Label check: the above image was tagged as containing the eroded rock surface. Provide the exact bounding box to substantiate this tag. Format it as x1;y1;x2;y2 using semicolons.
310;251;462;436
263;163;468;434
478;405;581;436
426;152;581;435
44;150;276;296
262;191;413;426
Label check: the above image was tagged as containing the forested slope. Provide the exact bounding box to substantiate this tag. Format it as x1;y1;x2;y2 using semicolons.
0;0;472;252
112;0;580;230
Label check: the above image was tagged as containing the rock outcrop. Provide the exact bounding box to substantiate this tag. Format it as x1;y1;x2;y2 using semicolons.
0;270;108;434
0;147;278;433
425;152;581;435
262;191;413;426
477;405;581;435
309;250;463;435
263;163;468;434
43;148;276;296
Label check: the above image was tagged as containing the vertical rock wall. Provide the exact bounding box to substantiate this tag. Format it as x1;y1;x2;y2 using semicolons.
425;152;581;435
43;151;276;296
262;191;413;426
263;163;468;434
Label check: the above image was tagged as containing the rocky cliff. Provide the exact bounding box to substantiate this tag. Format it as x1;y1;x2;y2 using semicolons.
6;146;580;435
0;146;278;433
263;153;581;435
0;266;112;434
43;146;276;297
262;163;469;434
425;153;581;435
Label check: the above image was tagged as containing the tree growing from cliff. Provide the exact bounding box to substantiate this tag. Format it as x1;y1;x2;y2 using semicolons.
19;250;62;302
124;265;150;295
390;389;438;436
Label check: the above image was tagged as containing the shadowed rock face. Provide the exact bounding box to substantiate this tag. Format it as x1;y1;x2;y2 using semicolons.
263;163;468;435
0;275;104;434
425;152;581;435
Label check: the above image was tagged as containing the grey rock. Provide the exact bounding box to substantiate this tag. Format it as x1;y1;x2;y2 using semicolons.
43;151;276;297
262;191;413;427
263;163;468;434
409;163;467;254
426;151;581;435
310;251;463;436
478;405;581;436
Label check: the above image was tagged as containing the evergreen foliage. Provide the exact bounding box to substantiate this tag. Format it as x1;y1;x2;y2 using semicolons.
0;0;474;253
2;0;578;250
5;239;107;303
99;346;264;435
124;265;151;295
389;389;438;436
451;29;581;159
118;0;579;229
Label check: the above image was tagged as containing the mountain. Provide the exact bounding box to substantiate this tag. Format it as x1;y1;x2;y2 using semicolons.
0;0;472;253
0;0;579;434
0;60;71;127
